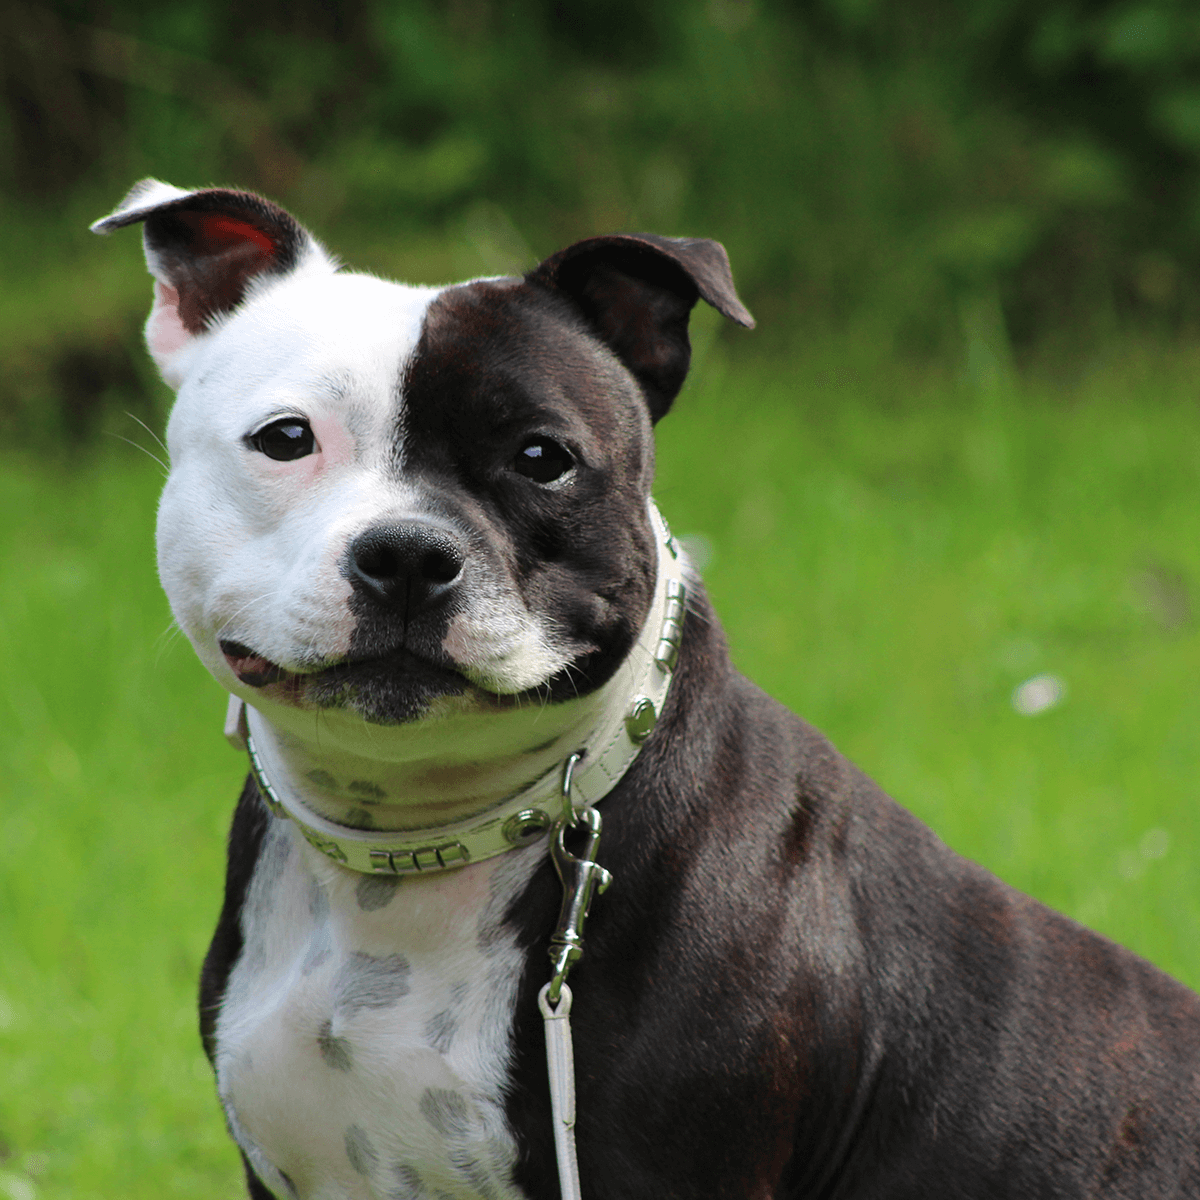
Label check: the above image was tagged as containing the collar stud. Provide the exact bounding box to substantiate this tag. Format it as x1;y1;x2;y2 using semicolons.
504;808;553;845
625;696;657;743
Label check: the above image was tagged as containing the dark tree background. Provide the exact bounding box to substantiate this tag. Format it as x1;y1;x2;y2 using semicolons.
6;0;1200;438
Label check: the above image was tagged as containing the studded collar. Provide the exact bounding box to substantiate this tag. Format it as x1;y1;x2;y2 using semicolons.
223;501;687;876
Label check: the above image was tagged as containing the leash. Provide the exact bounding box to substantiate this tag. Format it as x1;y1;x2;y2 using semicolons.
538;982;581;1200
537;753;613;1200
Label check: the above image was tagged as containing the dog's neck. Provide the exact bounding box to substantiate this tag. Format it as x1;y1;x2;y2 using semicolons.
230;501;687;873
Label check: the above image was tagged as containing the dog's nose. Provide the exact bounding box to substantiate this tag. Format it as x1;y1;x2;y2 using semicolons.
347;521;466;614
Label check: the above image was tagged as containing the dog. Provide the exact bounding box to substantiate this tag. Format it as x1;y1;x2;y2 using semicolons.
93;179;1200;1199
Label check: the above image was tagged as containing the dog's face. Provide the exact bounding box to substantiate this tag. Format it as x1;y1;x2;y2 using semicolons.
157;266;658;730
97;181;752;734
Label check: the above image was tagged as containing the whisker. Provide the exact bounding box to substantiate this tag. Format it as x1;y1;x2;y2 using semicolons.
105;430;168;475
152;619;187;668
216;589;284;639
124;410;169;456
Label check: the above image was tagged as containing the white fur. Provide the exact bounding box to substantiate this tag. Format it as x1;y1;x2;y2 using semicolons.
157;269;441;679
218;818;540;1199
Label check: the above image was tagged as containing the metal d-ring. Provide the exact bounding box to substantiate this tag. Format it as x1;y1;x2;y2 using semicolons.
559;750;583;825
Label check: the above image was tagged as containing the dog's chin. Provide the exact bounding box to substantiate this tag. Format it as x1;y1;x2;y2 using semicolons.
220;641;472;725
306;652;474;724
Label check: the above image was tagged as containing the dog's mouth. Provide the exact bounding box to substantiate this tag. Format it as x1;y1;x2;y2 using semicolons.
220;640;292;687
218;639;462;691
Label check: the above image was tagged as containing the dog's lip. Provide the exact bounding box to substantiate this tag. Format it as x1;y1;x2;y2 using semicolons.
219;640;291;687
218;639;462;689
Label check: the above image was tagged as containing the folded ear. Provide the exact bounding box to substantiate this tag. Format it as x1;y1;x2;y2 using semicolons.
529;233;754;421
91;179;334;387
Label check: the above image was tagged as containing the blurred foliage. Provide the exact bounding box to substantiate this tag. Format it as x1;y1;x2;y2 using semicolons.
5;0;1200;440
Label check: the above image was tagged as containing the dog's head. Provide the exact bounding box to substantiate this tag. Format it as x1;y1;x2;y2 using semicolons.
94;181;752;732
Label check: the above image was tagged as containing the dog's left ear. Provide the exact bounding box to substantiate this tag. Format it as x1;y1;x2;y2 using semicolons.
91;179;334;387
529;234;754;421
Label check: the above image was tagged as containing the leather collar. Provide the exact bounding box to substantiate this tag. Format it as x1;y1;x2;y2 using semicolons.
224;501;687;876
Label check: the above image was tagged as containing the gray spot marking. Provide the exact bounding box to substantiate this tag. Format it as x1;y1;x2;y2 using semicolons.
423;1008;458;1054
345;806;377;829
485;1136;516;1181
419;1087;473;1138
316;1018;353;1071
262;822;294;870
450;1151;498;1200
356;872;402;912
389;1163;425;1199
307;768;337;788
334;951;411;1015
249;822;293;908
308;875;330;921
302;924;332;975
345;1123;378;1176
350;779;387;800
475;911;507;957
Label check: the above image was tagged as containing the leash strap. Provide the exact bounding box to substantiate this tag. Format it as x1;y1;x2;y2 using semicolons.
538;983;581;1200
538;758;613;1199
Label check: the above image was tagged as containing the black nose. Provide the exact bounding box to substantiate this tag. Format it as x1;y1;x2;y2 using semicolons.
347;521;466;615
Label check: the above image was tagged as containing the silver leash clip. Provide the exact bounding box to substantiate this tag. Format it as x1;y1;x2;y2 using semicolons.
547;754;613;1003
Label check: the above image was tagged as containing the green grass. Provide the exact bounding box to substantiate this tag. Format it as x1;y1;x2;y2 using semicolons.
0;450;247;1197
2;342;1200;1196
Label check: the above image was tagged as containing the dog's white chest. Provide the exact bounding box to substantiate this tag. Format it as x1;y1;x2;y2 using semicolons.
216;817;540;1200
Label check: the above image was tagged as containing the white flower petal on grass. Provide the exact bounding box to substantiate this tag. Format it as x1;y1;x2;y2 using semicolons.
1117;828;1171;881
1140;828;1170;860
1012;673;1066;716
0;1173;37;1200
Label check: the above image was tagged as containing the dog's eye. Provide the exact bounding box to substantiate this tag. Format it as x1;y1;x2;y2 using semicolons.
248;418;315;461
512;438;574;484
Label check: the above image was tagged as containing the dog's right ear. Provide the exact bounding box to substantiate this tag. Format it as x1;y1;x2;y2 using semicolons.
529;233;754;423
91;179;334;388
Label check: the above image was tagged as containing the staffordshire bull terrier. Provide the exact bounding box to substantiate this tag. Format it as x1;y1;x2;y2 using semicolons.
93;180;1200;1199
